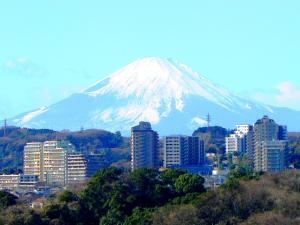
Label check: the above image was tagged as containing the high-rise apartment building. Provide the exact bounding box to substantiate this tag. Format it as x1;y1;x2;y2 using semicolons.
254;116;279;142
24;140;113;186
236;125;252;136
24;142;43;179
225;124;253;155
260;140;287;172
188;136;205;165
164;136;188;168
163;136;205;168
43;141;67;186
86;154;110;177
225;134;242;154
278;125;288;141
24;141;88;186
67;154;87;184
131;122;159;171
245;126;255;165
253;116;287;172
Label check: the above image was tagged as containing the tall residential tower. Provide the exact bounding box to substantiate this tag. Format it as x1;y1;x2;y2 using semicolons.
131;122;159;171
163;136;205;168
253;116;287;172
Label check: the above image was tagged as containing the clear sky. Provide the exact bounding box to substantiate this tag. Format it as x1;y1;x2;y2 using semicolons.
1;0;300;119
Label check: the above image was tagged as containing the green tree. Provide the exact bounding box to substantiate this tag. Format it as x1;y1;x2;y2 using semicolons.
174;174;205;195
81;167;123;223
123;207;153;225
58;191;79;203
0;191;17;210
129;168;170;207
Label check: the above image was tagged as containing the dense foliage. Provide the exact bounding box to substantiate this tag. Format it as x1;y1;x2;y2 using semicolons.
0;191;17;210
153;170;300;225
0;127;127;171
0;168;205;225
2;168;300;224
288;133;300;169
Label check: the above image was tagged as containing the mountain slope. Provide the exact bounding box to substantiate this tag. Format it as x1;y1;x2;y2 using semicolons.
10;57;300;134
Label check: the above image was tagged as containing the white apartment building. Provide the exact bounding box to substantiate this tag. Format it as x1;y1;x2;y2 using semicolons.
67;154;87;184
225;134;242;154
226;124;253;154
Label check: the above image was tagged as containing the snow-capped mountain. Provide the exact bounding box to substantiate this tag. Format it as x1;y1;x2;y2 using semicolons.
10;57;300;134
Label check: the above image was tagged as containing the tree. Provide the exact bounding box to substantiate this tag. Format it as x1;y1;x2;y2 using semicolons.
0;191;17;210
81;167;123;223
123;207;153;225
58;191;78;203
152;205;201;225
174;174;205;195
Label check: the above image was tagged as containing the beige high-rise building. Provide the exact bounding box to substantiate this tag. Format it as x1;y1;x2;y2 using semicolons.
43;141;67;186
24;141;84;186
253;116;287;172
24;142;43;179
131;122;159;171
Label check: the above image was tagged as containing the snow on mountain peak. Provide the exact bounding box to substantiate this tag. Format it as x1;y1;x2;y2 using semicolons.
12;56;296;134
83;57;239;110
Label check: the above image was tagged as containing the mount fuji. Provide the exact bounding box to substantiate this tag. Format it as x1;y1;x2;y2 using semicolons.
10;57;300;134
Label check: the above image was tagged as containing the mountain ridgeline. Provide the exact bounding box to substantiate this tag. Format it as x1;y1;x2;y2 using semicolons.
9;57;300;134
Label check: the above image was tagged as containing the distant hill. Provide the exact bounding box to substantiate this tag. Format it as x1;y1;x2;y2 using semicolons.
193;126;233;152
288;132;300;141
0;126;129;171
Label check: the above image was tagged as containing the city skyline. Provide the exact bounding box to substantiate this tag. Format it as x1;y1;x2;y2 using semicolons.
1;1;300;119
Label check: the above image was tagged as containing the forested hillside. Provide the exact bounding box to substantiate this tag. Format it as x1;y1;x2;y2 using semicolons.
0;127;129;171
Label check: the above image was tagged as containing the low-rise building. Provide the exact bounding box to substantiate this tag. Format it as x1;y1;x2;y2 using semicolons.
19;174;39;190
0;174;38;190
0;174;19;190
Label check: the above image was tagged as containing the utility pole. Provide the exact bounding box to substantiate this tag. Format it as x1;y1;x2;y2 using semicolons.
3;119;7;137
206;113;211;129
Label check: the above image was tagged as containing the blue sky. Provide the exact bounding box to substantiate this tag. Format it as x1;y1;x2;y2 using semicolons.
1;0;300;119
